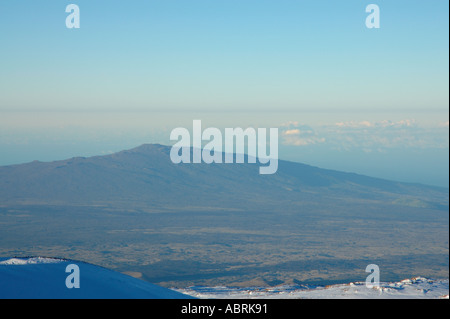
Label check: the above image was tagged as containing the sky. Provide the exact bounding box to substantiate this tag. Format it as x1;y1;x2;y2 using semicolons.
0;1;449;186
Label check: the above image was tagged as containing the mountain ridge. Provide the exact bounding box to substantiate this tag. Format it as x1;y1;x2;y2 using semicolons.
0;143;447;212
0;143;448;287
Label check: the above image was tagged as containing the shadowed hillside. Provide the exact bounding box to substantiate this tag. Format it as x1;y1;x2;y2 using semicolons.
0;144;448;287
0;144;447;212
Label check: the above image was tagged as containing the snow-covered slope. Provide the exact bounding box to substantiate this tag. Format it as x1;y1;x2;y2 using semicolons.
175;278;449;299
0;257;193;299
2;257;447;299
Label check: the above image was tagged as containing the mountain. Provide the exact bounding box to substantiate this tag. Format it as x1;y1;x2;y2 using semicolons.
0;143;447;212
0;257;192;299
0;144;448;287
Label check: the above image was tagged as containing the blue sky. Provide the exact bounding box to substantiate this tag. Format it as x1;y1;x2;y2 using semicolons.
0;0;448;112
0;1;448;186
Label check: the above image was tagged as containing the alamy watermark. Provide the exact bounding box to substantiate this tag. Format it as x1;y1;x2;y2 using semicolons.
64;4;380;29
170;120;279;175
365;264;380;288
65;264;80;289
65;4;80;29
366;4;381;29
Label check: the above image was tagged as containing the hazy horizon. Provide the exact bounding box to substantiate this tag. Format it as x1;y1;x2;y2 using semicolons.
1;1;448;187
1;109;448;187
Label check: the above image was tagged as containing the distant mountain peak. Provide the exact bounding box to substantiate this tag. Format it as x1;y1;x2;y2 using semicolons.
0;143;447;211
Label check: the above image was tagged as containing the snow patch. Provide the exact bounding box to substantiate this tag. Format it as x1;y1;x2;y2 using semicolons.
0;257;64;265
175;277;449;299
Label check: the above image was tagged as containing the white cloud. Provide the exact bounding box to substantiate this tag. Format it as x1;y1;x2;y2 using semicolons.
335;119;416;129
280;123;325;146
283;129;301;136
328;118;448;151
336;120;373;128
279;119;448;150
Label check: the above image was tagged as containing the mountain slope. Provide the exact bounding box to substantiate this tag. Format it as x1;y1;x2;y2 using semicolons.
0;144;448;287
0;257;192;299
0;144;447;212
176;277;449;299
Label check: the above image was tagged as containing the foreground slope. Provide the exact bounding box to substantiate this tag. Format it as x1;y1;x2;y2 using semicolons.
176;277;449;299
0;257;192;299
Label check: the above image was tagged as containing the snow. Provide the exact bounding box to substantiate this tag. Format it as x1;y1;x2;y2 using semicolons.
0;257;193;299
175;277;449;299
1;257;447;299
0;257;64;265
